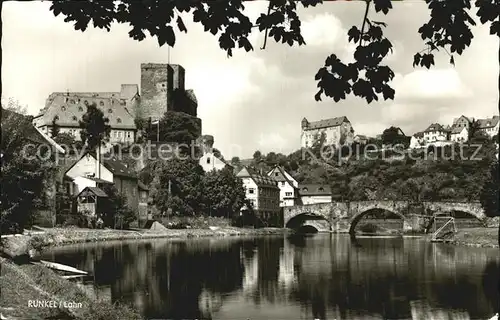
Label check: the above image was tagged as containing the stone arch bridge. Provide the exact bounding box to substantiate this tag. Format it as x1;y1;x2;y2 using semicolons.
284;201;498;233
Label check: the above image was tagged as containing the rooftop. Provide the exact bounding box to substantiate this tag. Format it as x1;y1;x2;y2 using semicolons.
303;116;349;130
298;184;332;196
37;93;136;130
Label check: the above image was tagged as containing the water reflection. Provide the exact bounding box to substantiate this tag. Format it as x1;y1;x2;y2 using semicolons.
42;234;499;320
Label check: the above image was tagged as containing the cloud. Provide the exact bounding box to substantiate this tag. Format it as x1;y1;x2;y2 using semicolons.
302;13;346;47
393;68;473;102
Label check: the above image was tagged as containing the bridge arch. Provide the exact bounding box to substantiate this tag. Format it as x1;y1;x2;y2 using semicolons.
348;206;406;234
423;202;487;223
285;212;332;232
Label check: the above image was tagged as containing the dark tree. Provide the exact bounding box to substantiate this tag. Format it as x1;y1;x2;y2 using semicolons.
50;116;60;138
79;102;111;151
148;111;201;145
480;162;500;245
381;126;407;147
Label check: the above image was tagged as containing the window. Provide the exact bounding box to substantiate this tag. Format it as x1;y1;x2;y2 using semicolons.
207;157;211;164
281;181;285;186
318;187;324;191
100;101;104;106
285;192;292;196
275;172;279;176
78;106;83;112
118;131;122;138
249;188;255;194
72;116;77;121
127;132;131;138
117;118;122;123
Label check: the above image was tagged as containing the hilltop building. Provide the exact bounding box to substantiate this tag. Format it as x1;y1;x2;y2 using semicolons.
32;63;200;147
478;115;499;138
423;123;450;143
301;116;354;149
236;167;282;227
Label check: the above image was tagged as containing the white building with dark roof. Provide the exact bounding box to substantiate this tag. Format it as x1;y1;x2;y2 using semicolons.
267;166;299;207
33;91;138;145
301;116;354;149
236;167;282;227
450;125;468;142
423;123;450;143
477;116;499;138
298;184;332;205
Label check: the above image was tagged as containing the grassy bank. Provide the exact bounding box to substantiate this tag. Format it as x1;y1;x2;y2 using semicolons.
452;227;499;248
0;257;142;320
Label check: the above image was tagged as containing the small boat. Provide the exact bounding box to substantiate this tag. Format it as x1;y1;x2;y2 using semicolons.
35;260;88;275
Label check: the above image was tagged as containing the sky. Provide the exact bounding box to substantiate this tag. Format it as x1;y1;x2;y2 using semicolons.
2;1;498;159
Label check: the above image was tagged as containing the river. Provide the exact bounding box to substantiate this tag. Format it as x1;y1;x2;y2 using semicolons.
41;234;499;320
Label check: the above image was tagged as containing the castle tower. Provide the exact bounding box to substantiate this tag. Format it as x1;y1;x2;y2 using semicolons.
140;63;186;121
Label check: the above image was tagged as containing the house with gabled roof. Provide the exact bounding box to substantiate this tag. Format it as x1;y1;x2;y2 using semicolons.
301;116;355;149
423;123;450;143
450;125;468;143
236;167;281;227
267;165;299;207
63;151;147;218
477;115;499;138
197;135;232;172
409;131;425;149
452;115;473;130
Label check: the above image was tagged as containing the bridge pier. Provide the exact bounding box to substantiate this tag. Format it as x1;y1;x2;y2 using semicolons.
402;214;427;233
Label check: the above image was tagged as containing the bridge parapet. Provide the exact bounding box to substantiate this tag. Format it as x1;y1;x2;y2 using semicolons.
285;200;493;230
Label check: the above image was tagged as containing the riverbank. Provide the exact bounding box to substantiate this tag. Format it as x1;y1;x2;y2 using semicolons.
451;227;499;248
1;226;288;257
0;257;142;320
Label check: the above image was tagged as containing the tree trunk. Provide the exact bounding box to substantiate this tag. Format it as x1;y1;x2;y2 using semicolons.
497;41;500;249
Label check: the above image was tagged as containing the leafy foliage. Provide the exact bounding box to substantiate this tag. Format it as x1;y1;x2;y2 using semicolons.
50;116;60;138
381;126;410;147
480;161;499;218
149;158;206;216
1;105;56;234
145;111;201;145
202;166;246;218
100;184;136;228
79;102;111;150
